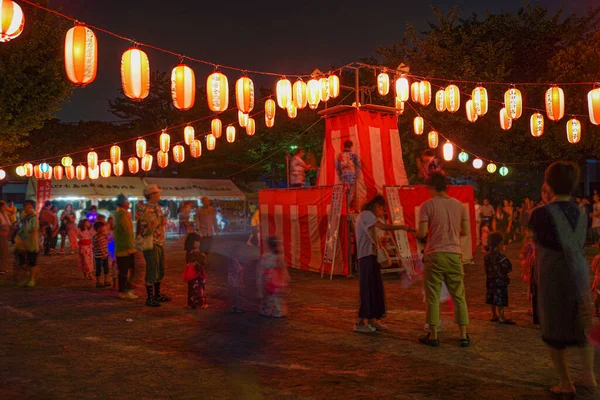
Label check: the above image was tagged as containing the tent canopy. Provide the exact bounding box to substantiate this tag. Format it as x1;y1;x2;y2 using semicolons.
27;177;146;200
144;178;245;200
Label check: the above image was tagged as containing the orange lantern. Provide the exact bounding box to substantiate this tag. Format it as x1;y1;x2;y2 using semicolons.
64;24;97;86
419;80;432;106
413;116;424;135
76;165;87;180
276;78;292;109
445;84;460;113
395;75;409;102
157;151;169;168
15;165;25;177
53;165;64;180
171;63;195;111
33;165;42;179
307;78;321;109
65;165;75;180
173;144;185;163
411;81;420;103
545;86;565;121
87;151;98;170
61;156;73;167
206;71;229;112
566;118;582;144
159;131;170;152
428;131;439;149
238;111;249;128
121;47;150;101
128;157;139;174
23;162;33;177
588;88;600;125
235;76;254;113
395;98;404;114
319;77;330;102
0;0;24;42
141;154;153;172
499;107;512;130
41;165;52;180
113;160;124;177
435;89;446;112
504;87;522;120
328;75;340;99
246;118;256;136
293;80;307;109
184;125;195;145
530;112;544;137
465;99;478;123
265;99;277;119
265;115;275;128
442;142;454;161
100;161;111;178
89;165;99;180
136;138;146;158
110;145;121;164
190;139;202;158
206;134;216;151
226;126;236;143
211;118;222;139
377;72;390;96
472;86;488;116
287;102;297;119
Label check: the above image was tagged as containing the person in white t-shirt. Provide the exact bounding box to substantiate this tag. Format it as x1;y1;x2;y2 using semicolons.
353;194;414;333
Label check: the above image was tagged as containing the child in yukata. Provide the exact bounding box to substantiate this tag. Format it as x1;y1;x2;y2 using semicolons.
182;231;207;309
336;140;361;211
484;231;515;324
228;245;245;313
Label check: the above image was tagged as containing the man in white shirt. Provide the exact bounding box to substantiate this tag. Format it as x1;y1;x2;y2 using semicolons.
195;197;219;254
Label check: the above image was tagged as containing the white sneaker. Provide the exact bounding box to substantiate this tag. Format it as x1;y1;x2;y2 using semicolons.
119;292;139;300
372;322;388;330
354;324;376;333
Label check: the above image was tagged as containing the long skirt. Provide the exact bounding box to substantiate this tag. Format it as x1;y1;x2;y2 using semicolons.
78;244;94;274
187;276;207;308
358;255;386;320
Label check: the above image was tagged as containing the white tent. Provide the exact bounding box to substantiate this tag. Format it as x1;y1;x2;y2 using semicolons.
143;178;246;200
27;177;146;200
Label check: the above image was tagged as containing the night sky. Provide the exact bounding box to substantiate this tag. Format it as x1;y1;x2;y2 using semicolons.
53;0;589;122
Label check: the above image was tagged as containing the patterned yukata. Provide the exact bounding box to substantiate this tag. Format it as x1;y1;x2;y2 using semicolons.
258;253;289;318
184;250;206;308
484;250;512;307
77;229;94;274
138;202;166;284
336;149;361;210
228;259;244;308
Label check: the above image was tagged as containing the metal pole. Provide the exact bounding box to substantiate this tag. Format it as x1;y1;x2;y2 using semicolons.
354;67;360;106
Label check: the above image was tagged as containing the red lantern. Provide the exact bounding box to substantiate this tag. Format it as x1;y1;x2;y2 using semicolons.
265;115;275;128
171;63;196;110
110;145;121;164
211;118;222;139
265;98;277;119
24;162;33;177
100;161;111;178
545;86;565;122
206;134;216;151
567;118;582;144
377;72;390;96
76;165;87;180
293;80;307;109
419;80;431;106
235;76;254;113
238;111;249;128
588;88;600;125
0;0;24;42
445;84;460;113
33;165;42;179
207;71;228;112
128;157;139;174
530;112;544;137
121;47;150;101
159;131;170;152
307;78;320;109
435;90;446;112
472;86;488;116
413;117;423;135
53;165;64;180
42;167;52;180
173;144;185;163
466;99;478;123
499;108;512;130
190;139;202;158
428;131;439;149
65;165;75;180
141;154;153;172
276;78;292;109
136;138;146;158
504;87;522;120
395;76;409;102
87;151;98;170
287;102;297;119
226;126;236;143
183;125;195;146
113;160;124;177
246;118;256;136
411;81;420;103
328;75;340;99
64;24;98;86
319;77;330;102
157;151;169;168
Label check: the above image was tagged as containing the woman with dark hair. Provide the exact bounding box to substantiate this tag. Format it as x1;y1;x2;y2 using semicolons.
59;204;76;255
354;194;414;332
529;161;596;396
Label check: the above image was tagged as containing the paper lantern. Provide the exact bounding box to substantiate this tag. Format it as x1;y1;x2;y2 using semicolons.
566;118;582;144
226;126;236;143
238;111;249;128
265;115;275;128
395;76;409;102
0;0;24;42
395;98;404;114
276;78;292;109
504;88;522;120
545;86;565;121
472;86;488;116
190;139;202;158
89;165;99;180
499;108;512;130
328;75;340;99
110;145;121;164
159;131;170;152
141;154;153;172
473;158;483;169
121;47;150;101
487;163;497;174
53;165;64;180
588;88;600;125
436;90;446;112
206;134;216;151
499;166;509;176
76;165;87;180
157;151;169;168
287;102;297;119
15;165;25;177
87;151;98;169
319;77;330;102
443;142;454;161
458;152;469;163
40;162;50;173
307;78;321;109
113;160;124;177
65;165;75;180
42;167;52;180
465;99;478;123
428;131;439;149
207;71;229;112
377;72;390;96
530;112;544;137
265;99;277;119
171;63;195;110
173;144;185;163
0;169;5;180
33;165;42;179
128;157;139;174
64;24;97;86
445;84;460;113
136;138;146;158
235;76;254;113
413;116;424;135
411;82;420;103
246;118;256;136
419;81;432;106
100;161;111;178
184;125;195;145
61;156;73;167
23;162;33;177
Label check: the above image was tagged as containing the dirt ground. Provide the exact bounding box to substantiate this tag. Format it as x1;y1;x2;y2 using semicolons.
1;235;599;400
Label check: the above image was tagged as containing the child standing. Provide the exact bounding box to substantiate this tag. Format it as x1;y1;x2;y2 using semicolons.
484;231;515;324
481;220;490;251
106;216;118;289
182;232;208;309
93;221;110;288
77;219;94;280
591;251;600;317
228;245;244;313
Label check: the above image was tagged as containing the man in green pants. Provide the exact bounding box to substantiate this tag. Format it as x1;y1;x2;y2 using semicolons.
417;172;471;348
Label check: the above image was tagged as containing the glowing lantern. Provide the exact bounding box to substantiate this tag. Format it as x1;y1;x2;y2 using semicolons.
226;126;236;143
265;115;275;128
40;167;51;180
499;108;512;130
190;139;201;158
184;125;195;145
206;134;216;151
141;154;153;172
61;156;73;167
110;145;121;164
87;151;98;169
445;84;460;113
458;152;469;163
443;142;454;161
238;111;249;128
100;161;111;178
207;71;229;112
328;75;340;99
53;165;64;180
113;160;124;177
588;88;600;125
89;165;99;180
319;77;330;102
235;76;254;114
276;78;292;109
465;99;478;123
23;162;33;177
487;163;497;174
377;72;390;96
209;118;221;139
159;131;170;152
171;63;196;110
419;81;432;106
395;76;409;102
545;86;565;121
428;131;439;149
504;88;522;120
566;118;582;144
121;47;150;101
65;165;75;180
287;102;297;119
472;86;488;116
499;166;509;176
435;90;446;112
307;79;321;109
530;112;544;137
76;165;87;180
413;116;424;135
245;118;256;136
33;165;42;179
173;144;185;163
64;24;97;86
0;0;24;42
411;82;420;103
40;162;50;173
15;165;25;177
473;159;483;169
395;98;404;114
265;99;277;120
128;157;139;174
136;138;146;158
289;80;306;110
0;169;5;180
157;151;169;168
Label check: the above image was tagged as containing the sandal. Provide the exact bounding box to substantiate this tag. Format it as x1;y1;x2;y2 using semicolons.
418;333;440;347
459;335;471;348
549;385;576;397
